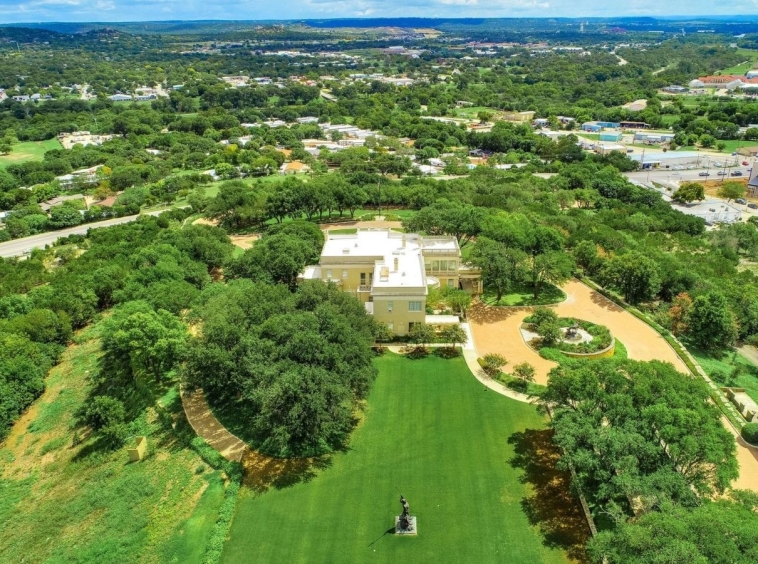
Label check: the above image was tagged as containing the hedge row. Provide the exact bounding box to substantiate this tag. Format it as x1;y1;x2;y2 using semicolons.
189;437;244;564
203;479;241;564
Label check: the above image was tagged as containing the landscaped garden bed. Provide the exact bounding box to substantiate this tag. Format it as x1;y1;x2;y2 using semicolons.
480;283;566;307
521;307;613;356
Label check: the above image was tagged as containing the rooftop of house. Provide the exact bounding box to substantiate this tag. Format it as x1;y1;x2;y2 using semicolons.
319;229;459;292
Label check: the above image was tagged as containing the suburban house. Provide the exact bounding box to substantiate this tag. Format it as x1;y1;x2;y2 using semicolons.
738;146;758;158
299;229;481;335
55;165;102;188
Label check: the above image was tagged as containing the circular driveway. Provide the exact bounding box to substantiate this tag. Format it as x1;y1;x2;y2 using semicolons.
469;279;688;386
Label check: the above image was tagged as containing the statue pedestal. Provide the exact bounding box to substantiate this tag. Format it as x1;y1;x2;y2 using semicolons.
394;516;417;535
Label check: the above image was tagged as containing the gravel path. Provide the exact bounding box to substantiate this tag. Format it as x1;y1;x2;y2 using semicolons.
181;388;247;462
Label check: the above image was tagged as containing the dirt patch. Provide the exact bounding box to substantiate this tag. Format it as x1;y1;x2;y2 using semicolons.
229;234;260;250
694;179;758;203
192;217;219;227
319;219;403;231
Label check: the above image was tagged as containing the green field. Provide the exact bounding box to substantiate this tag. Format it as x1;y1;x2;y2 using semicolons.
0;327;228;564
715;139;749;154
720;49;758;75
0;139;62;168
221;353;587;564
453;106;499;120
481;283;567;307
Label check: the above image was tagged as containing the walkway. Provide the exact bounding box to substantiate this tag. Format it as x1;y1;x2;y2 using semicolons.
469;280;688;385
181;388;247;462
722;416;758;492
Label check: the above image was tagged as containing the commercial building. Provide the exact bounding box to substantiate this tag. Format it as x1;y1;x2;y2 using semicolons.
300;229;481;335
599;132;623;142
504;111;536;123
582;121;620;132
595;143;626;155
633;132;675;144
630;150;702;169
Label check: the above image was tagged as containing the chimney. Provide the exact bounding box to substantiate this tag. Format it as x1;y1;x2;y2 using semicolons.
393;258;399;272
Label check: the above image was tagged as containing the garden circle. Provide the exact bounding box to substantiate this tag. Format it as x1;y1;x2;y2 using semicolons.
520;308;615;359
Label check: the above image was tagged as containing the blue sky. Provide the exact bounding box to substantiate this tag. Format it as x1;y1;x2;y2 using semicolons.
1;0;758;24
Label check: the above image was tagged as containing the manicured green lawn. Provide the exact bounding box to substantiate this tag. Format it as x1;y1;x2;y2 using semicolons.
221;353;586;564
481;283;567;307
0;139;62;168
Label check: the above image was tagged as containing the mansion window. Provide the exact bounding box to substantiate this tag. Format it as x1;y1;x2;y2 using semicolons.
425;260;458;273
408;301;423;312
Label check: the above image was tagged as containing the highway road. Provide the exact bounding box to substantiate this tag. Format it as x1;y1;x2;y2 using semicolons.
0;211;163;258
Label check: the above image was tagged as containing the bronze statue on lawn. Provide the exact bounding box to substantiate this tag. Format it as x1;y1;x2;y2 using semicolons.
398;495;412;531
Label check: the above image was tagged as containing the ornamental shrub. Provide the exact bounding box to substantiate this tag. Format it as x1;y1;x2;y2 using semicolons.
742;423;758;445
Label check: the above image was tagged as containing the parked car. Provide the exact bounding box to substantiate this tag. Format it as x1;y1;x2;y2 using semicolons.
749;203;758;210
717;171;728;176
731;171;743;176
736;198;747;205
743;161;750;166
699;171;710;176
713;162;723;167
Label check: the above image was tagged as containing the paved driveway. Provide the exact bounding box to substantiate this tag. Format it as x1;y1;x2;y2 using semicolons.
469;280;758;493
469;279;687;385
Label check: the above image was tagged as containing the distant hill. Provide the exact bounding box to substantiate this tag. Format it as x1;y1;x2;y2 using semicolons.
1;16;757;38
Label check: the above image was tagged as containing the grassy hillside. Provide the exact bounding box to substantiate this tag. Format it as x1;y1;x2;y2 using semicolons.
0;324;229;564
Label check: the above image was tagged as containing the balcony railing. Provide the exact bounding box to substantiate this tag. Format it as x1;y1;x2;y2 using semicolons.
357;285;372;292
425;269;457;275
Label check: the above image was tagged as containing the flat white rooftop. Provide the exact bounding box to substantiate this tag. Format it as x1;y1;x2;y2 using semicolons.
323;229;426;290
630;151;701;162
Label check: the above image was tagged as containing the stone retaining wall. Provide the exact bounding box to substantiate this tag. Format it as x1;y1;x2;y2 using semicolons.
561;337;616;359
